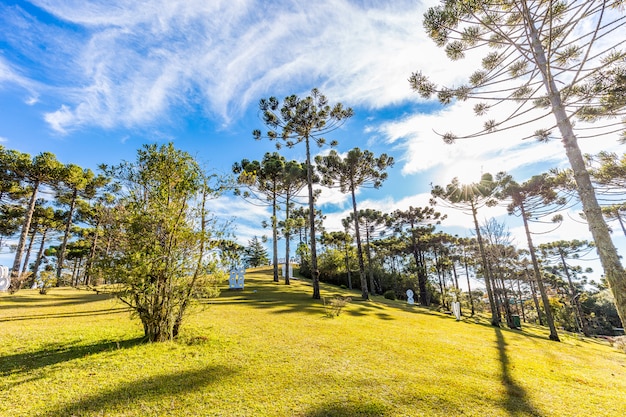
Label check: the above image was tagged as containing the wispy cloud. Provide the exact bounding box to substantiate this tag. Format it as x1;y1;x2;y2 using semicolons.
1;0;441;133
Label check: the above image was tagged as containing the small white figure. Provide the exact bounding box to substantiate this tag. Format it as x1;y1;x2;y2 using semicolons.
452;301;461;321
228;269;245;289
406;289;414;305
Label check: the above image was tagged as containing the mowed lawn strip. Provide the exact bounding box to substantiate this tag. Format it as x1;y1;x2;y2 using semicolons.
1;267;625;417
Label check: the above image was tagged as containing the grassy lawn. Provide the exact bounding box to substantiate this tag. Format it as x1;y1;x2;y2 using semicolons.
1;267;625;417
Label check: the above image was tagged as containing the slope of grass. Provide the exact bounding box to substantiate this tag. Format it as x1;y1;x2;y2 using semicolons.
1;267;625;417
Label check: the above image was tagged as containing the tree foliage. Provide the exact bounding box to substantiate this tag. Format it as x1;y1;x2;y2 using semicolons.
414;0;626;327
317;148;394;299
253;88;353;299
99;143;224;342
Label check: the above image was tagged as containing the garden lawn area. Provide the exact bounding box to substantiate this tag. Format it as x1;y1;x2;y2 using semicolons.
1;267;625;417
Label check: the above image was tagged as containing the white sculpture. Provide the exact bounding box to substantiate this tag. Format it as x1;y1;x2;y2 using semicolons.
0;266;9;291
281;263;293;279
452;301;461;321
228;269;245;289
406;289;414;305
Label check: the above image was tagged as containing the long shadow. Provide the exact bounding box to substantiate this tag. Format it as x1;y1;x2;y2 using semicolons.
0;337;144;377
38;364;235;417
208;281;397;319
469;319;550;344
305;400;390;417
0;292;115;309
495;328;544;416
0;307;130;322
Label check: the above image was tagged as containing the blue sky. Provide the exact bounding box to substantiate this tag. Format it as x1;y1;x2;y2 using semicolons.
1;0;623;283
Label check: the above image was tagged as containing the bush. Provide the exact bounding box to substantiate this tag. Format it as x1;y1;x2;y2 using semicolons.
383;290;396;300
323;296;352;318
611;336;626;353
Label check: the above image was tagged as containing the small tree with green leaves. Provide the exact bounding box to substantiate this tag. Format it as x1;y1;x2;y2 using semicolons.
99;143;223;342
244;236;269;268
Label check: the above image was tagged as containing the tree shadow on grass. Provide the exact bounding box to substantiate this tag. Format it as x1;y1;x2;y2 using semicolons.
304;400;390;417
495;328;544;417
38;365;235;417
0;292;115;310
0;307;130;322
0;337;144;378
208;282;396;319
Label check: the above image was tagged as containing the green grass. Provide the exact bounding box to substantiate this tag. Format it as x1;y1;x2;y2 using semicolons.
1;267;625;417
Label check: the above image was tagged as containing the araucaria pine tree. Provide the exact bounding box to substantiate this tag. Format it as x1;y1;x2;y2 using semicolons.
411;0;626;326
253;89;353;299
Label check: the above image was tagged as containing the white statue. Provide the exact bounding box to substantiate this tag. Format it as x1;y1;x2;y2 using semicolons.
406;289;414;305
228;269;245;289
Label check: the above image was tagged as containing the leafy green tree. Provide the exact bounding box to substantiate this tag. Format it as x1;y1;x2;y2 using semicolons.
233;153;286;282
432;174;500;326
321;230;356;289
389;206;445;306
254;88;353;299
30;207;64;285
99;143;222;342
0;204;23;253
8;151;63;292
317;148;394;299
244;236;269;268
412;0;626;327
54;164;109;285
344;208;389;296
79;186;119;286
499;173;567;340
583;151;626;236
216;239;245;270
539;240;597;335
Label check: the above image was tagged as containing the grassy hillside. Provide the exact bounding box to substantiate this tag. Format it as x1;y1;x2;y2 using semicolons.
1;267;625;417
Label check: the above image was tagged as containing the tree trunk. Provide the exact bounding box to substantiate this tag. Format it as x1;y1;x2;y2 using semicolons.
56;189;79;286
284;194;291;285
559;250;590;336
516;277;526;322
365;225;376;295
305;137;320;299
84;220;101;286
527;270;544;326
10;180;40;292
527;8;626;328
272;187;279;283
463;253;475;316
21;224;38;276
520;204;560;341
31;227;48;283
344;240;352;290
471;203;499;326
350;185;368;300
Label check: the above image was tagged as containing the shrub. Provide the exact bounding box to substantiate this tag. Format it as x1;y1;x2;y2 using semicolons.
38;271;57;295
611;336;626;353
383;290;396;300
323;296;352;318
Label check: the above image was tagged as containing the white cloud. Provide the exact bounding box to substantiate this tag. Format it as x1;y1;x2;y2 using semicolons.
11;0;444;133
